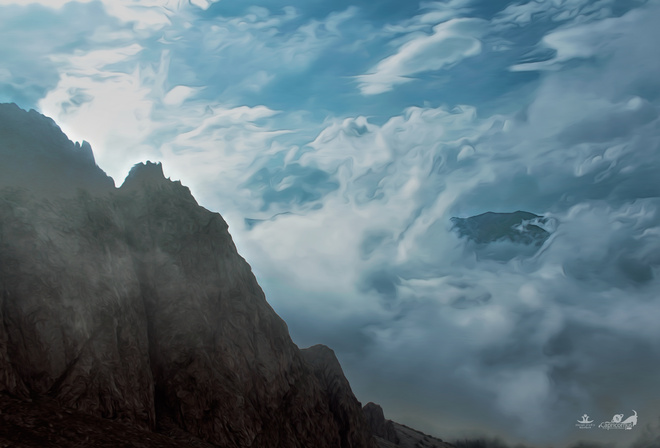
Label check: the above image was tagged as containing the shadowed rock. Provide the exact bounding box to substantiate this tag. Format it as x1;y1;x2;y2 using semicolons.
302;345;377;448
363;402;399;444
0;103;114;195
363;402;454;448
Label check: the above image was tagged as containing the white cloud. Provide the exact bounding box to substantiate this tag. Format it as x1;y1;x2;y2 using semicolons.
510;14;616;71
385;0;474;34
508;2;656;72
36;40;289;194
0;0;93;7
189;0;214;9
18;0;333;189
163;85;197;106
357;18;485;95
0;0;219;30
158;103;291;209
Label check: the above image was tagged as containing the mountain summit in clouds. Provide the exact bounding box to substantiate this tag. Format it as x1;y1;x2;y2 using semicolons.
0;103;376;447
450;211;553;246
450;211;556;261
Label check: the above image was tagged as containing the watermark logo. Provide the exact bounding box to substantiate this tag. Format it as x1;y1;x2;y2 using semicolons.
598;411;638;430
576;414;595;429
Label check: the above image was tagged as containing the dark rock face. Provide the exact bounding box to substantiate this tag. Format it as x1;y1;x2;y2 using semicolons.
363;403;454;448
0;103;114;195
363;402;399;444
0;103;375;447
0;395;216;448
302;345;377;448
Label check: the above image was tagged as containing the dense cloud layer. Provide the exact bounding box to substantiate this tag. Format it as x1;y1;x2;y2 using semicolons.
1;0;659;446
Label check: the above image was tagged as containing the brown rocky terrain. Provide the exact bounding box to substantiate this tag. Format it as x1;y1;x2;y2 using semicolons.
0;103;376;448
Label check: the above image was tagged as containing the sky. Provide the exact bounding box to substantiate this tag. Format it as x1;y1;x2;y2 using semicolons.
2;0;660;446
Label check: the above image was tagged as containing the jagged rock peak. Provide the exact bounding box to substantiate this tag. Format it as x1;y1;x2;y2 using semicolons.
73;140;96;165
123;161;166;185
0;102;114;193
120;161;194;203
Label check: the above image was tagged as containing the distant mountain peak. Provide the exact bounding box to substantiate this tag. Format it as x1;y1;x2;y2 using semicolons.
450;210;554;246
450;210;557;261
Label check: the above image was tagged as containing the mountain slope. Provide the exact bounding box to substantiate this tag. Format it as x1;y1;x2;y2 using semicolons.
363;403;454;448
0;103;375;448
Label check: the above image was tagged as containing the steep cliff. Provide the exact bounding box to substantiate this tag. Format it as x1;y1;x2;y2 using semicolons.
0;103;375;448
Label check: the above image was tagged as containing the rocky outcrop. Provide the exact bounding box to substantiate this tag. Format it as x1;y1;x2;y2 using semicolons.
363;403;454;448
0;103;375;447
363;402;399;445
302;345;377;448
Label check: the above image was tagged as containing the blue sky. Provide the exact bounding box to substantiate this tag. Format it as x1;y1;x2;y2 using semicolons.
2;0;660;446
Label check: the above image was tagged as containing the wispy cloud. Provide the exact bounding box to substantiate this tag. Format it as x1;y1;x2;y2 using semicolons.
509;6;644;72
357;18;485;95
0;0;218;29
492;0;616;28
13;2;359;187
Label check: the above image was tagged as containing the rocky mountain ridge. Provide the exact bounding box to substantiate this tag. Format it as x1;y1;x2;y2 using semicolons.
0;103;376;447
